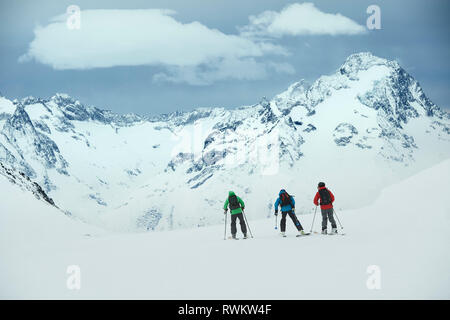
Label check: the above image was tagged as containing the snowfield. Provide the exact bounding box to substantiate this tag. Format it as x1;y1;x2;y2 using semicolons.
1;158;449;299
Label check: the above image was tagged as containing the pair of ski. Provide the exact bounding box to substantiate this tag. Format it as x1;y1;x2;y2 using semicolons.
280;232;311;238
280;232;346;237
312;231;346;236
227;236;249;240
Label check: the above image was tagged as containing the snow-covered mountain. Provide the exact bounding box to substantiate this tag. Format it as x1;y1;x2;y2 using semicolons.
0;52;449;231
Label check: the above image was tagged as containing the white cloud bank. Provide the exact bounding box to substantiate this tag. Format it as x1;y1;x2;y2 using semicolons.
153;58;295;85
19;9;290;84
19;5;365;85
239;3;366;38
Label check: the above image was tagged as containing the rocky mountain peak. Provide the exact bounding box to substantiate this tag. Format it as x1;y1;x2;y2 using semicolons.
339;52;393;77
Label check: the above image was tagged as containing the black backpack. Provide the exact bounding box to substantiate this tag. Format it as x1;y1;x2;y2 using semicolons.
319;188;332;205
280;192;292;206
228;195;240;210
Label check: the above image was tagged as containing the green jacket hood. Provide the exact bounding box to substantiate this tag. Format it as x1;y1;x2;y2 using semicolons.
228;191;235;197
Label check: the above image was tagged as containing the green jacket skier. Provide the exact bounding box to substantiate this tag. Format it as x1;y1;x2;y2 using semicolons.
223;191;245;214
223;191;247;239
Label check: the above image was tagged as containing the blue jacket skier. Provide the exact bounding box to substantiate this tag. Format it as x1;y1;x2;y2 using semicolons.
274;189;306;236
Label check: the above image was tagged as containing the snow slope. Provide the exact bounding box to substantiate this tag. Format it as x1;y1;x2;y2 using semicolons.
0;52;449;232
1;158;448;299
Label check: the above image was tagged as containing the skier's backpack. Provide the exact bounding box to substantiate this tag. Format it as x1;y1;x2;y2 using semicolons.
319;188;332;205
228;195;240;210
280;192;292;207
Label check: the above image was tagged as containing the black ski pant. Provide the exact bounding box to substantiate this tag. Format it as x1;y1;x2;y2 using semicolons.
231;213;247;235
280;210;303;232
321;208;337;230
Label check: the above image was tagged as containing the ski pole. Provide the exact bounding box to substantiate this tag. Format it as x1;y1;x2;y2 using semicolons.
242;210;254;238
224;211;227;240
274;214;278;230
333;209;344;230
310;206;318;233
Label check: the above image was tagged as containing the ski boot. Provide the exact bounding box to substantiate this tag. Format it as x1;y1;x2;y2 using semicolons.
232;234;237;240
243;233;248;239
331;228;338;234
321;229;327;235
280;232;286;237
299;230;307;236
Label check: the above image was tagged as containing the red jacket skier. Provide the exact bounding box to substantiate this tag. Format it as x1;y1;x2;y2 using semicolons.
314;185;335;209
313;182;338;234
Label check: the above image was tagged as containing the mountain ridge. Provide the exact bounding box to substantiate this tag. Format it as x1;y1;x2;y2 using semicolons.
0;51;449;232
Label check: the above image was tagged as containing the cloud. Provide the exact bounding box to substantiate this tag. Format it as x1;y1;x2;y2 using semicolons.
19;9;292;84
153;58;295;85
239;3;366;38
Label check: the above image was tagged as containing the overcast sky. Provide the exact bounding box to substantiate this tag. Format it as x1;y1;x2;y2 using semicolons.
0;0;449;116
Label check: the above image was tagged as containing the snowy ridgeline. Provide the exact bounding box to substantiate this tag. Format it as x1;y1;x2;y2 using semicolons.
0;162;56;207
0;52;449;232
0;158;449;299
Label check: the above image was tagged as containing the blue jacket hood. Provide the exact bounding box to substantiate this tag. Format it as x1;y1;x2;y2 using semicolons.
274;190;295;212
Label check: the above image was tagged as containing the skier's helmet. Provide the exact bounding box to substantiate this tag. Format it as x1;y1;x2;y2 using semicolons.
318;182;325;188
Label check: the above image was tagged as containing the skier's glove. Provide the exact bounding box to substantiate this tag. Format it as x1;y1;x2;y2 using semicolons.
224;210;227;215
274;211;278;216
292;208;295;213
